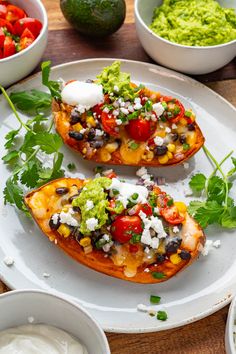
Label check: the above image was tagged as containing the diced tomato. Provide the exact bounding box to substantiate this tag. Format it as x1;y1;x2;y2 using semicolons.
21;27;35;40
14;18;42;38
93;102;103;117
3;35;15;57
111;215;143;244
19;36;34;50
105;171;117;179
0;1;9;5
101;111;119;137
160;205;185;225
0;27;5;47
129;244;139;253
0;48;3;58
0;18;14;33
6;4;26;23
160;96;185;124
126;117;155;142
132;203;153;217
0;4;7;19
108;199;117;215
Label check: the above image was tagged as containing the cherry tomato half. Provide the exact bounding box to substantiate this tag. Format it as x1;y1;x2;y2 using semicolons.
6;4;26;23
126;117;155;142
0;18;14;33
111;215;143;244
0;27;5;47
0;4;7;19
101;111;119;137
132;203;153;217
160;205;185;225
14;17;42;38
3;35;15;57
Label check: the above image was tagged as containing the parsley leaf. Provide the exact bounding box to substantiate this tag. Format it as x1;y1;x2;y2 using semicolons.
189;173;206;192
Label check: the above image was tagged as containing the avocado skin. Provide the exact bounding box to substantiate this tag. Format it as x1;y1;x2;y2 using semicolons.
60;0;126;38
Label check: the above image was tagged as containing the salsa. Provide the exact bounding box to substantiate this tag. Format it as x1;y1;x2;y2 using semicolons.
150;0;236;46
0;1;43;59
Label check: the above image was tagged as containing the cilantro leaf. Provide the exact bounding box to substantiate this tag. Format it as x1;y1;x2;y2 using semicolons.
188;200;205;216
2;150;19;163
10;90;51;115
193;201;224;228
4;129;20;149
220;212;236;228
20;160;41;188
34;132;62;154
41;61;61;100
3;177;24;211
207;176;226;204
189;173;206;192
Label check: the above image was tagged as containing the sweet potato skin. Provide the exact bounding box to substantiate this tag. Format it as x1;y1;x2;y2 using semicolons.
53;97;205;167
24;178;205;284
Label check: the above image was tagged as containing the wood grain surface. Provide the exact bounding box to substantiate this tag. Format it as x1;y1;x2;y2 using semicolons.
1;1;236;353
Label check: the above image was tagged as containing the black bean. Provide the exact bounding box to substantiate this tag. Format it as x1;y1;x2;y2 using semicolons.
69;131;84;141
103;132;110;141
49;215;61;230
187;123;195;131
90;140;104;149
72;206;80;212
170;133;178;142
165;237;182;254
179;134;186;144
70;111;80;125
156;254;165;264
155;145;168;156
87;128;96;141
71;227;83;241
179;250;191;260
55;187;69;195
68;193;81;203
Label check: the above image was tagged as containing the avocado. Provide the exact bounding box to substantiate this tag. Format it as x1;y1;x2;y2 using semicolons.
60;0;126;38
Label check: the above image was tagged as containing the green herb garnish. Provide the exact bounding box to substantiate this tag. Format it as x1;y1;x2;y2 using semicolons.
41;61;61;100
129;141;140;150
131;193;139;200
130;233;141;244
152;272;166;279
67;162;76;171
157;311;168;321
10;90;52;115
167;198;174;207
184;110;192;118
150;295;161;304
188;146;236;229
183;143;190;151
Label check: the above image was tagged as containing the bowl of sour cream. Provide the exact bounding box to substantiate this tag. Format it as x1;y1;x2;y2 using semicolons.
0;289;110;354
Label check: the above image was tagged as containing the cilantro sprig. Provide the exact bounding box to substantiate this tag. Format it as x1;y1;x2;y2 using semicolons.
188;146;236;229
1;84;64;215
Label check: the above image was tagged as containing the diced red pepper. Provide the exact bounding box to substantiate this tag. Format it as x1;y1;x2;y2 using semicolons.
14;17;42;38
3;35;15;57
129;244;139;253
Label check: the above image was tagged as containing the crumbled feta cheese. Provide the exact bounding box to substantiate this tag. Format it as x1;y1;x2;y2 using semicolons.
134;103;142;110
153;102;165;117
103;107;110;113
137;304;148;312
144;247;150;254
128;105;134;112
136;167;148;177
52;213;59;225
95;173;101;178
59;208;79;227
116;119;123;125
102;241;113;253
183;162;189;170
86;218;98;231
165;127;171;133
28;316;35;324
151;114;157;121
113;109;119;116
3;256;14;266
172;123;177;129
103;234;110;242
154;207;160;215
184;185;193;197
120;107;129;115
213;240;221;248
120;101;125;107
86;200;94;211
103;169;114;176
114;85;119;92
76;104;86;114
80;128;86;134
154;136;164;146
95;129;103;137
201;240;213;256
139;210;167;249
134;97;141;104
43;272;50;278
173;226;179;233
144;268;150;273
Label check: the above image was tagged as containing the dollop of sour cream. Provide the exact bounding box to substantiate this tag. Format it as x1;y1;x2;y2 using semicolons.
61;80;104;109
0;324;88;354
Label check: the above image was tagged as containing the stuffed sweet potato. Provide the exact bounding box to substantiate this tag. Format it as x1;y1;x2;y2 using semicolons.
24;172;205;283
53;61;204;167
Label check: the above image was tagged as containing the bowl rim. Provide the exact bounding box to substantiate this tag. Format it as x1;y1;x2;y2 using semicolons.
0;0;48;64
226;296;236;354
134;0;236;50
0;289;111;353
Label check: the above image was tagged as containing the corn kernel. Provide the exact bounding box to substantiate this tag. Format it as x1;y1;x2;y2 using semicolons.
86;116;96;127
79;237;91;247
57;224;71;238
105;142;119;153
157;131;166;138
73;123;83;132
180;118;188;126
157;241;165;254
99;148;111;162
186;132;197;146
170;253;182;265
167;151;173;159
62;205;70;212
167;143;176;153
158;154;169;164
83;245;93;254
82;147;87;154
142;150;154;162
174;201;187;213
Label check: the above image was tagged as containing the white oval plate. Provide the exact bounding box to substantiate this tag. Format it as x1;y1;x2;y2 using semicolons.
0;59;236;333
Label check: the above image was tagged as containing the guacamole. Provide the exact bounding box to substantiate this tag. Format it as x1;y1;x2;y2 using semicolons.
96;61;135;100
72;177;111;235
150;0;236;46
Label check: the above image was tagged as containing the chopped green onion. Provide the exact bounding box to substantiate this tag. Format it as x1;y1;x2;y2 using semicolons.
150;295;161;304
161;116;167;122
173;106;181;115
167;198;174;207
130;233;141;244
129;141;140;150
94;166;103;174
127;111;139;120
152;272;166;279
161;101;168;110
87;110;93;116
112;189;119;195
157;311;168;321
95;238;106;249
183;143;190;151
131;193;139;200
184;110;192;118
145;100;153;112
67;162;76;171
167;112;173;118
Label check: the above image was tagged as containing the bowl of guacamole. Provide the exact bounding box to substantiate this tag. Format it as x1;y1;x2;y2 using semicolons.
135;0;236;74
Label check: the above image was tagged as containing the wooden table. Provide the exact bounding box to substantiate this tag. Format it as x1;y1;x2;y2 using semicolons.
1;1;236;353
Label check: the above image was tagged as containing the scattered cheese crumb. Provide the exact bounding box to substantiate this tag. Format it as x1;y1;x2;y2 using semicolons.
183;162;189;170
172;123;177;129
86;200;94;211
154;136;164;146
173;226;179;233
165;127;171;133
144;268;150;273
28;316;35;324
153;102;165;117
213;240;221;248
136;167;147;177
43;272;51;278
86;218;98;231
201;239;221;256
116;119;123;125
52;213;59;225
3;256;14;266
114;85;119;92
137;304;148;312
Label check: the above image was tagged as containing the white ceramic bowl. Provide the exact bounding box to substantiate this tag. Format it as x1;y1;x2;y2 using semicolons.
0;0;48;87
226;297;236;354
0;290;110;354
135;0;236;75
